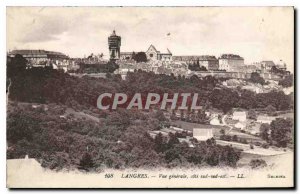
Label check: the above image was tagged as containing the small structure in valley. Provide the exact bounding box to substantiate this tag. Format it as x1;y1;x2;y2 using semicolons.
193;128;214;141
232;111;247;122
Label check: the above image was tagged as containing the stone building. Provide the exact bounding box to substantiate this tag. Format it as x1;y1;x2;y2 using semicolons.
8;49;70;71
276;60;287;71
145;45;172;62
218;54;244;72
173;55;219;71
260;60;275;72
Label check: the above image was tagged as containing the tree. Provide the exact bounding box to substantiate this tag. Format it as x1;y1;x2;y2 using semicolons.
279;75;293;88
153;110;167;122
237;90;257;109
249;72;265;85
265;105;276;114
131;52;136;60
154;133;165;153
164;147;181;163
167;133;180;148
7;54;27;78
105;61;119;73
79;152;94;171
271;66;286;75
220;129;225;136
133;52;147;62
210;89;239;113
185;148;204;165
270;118;293;147
195;110;207;123
247;109;257;120
232;135;238;142
199;66;207;71
249;159;267;169
206;138;216;146
222;146;240;167
205;148;220;166
260;123;270;141
188;63;201;71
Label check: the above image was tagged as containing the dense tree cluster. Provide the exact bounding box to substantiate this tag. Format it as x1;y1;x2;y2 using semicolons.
76;61;119;74
278;75;293;88
249;72;265;85
7;62;293;114
7;102;241;170
188;61;208;71
259;118;293;147
132;52;148;63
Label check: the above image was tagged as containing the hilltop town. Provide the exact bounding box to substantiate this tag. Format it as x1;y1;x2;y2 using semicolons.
8;30;292;91
6;30;294;171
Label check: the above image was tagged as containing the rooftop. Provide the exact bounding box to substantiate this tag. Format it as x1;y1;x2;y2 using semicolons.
173;55;217;61
219;54;244;60
233;111;247;116
8;49;69;59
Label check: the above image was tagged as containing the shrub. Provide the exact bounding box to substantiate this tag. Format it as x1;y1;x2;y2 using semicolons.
249;159;267;169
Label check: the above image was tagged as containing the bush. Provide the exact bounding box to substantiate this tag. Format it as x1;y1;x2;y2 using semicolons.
262;143;269;149
249;159;267;169
79;152;94;171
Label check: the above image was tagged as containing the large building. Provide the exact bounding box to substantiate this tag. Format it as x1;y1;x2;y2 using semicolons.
260;61;276;72
276;60;287;71
173;55;219;71
7;49;70;71
8;49;69;60
108;30;121;61
145;45;172;62
218;54;244;72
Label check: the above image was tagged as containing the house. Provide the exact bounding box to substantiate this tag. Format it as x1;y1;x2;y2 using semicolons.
246;122;261;135
193;128;213;141
8;49;70;70
234;122;246;130
210;117;221;125
7;156;42;174
161;128;177;134
276;60;287;71
257;115;276;124
260;61;275;72
232;111;247;122
148;130;169;138
169;126;187;133
241;85;263;94
178;138;195;148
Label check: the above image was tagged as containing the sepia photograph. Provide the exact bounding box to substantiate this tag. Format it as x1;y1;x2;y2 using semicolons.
5;6;295;188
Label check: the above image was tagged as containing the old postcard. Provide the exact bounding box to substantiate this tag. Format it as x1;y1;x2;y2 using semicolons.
6;7;294;188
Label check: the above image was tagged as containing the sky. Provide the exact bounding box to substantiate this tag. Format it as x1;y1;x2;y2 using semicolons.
7;7;294;71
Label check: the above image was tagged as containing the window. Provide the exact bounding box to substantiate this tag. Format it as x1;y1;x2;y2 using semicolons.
150;54;153;57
